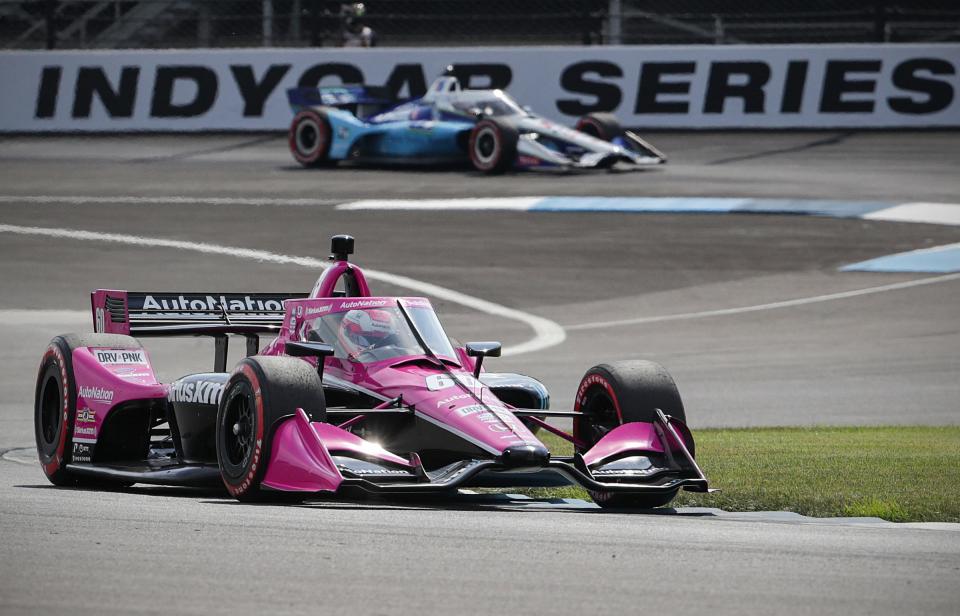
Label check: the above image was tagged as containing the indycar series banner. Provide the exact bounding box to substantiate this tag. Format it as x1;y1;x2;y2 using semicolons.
0;44;957;131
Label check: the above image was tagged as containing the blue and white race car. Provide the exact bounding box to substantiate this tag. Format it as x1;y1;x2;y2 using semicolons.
287;75;666;173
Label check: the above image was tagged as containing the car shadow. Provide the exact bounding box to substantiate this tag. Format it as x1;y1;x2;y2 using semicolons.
16;482;225;498
202;494;717;516
276;161;653;177
15;484;716;516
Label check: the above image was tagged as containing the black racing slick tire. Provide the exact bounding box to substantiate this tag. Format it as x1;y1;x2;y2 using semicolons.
34;333;142;487
289;109;336;167
468;119;518;174
216;356;326;502
575;112;623;142
573;360;687;509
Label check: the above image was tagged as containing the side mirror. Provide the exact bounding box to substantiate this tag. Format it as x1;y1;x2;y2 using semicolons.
285;341;335;379
465;341;502;378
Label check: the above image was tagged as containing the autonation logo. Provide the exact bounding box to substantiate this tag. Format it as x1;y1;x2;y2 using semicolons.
79;386;114;403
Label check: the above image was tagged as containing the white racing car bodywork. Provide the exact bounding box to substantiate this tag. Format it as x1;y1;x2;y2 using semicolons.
288;75;666;173
422;76;666;170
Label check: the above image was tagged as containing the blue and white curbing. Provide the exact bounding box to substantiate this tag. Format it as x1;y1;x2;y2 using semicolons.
338;197;960;273
338;197;960;222
842;242;960;274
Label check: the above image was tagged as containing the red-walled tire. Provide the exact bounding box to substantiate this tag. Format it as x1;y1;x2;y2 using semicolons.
289;109;335;167
575;112;623;142
468;119;518;174
216;356;326;502
35;334;141;486
573;360;688;509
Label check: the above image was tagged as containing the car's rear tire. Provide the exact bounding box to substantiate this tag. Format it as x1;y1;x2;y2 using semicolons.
216;356;326;502
573;360;687;509
468;119;518;174
575;112;623;142
35;334;142;487
289;109;336;167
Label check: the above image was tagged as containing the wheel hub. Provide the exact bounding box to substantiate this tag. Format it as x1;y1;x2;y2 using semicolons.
476;132;496;160
224;396;254;468
39;374;61;447
579;389;619;452
297;121;320;153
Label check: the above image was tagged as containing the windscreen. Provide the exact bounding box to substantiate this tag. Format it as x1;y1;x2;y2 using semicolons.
306;303;456;364
450;92;525;118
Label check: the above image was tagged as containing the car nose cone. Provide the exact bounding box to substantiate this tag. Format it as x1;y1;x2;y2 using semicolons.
498;444;550;469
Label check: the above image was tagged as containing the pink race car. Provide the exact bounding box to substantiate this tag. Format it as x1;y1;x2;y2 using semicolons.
34;235;708;508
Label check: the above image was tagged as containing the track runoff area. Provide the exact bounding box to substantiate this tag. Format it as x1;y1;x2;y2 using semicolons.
0;131;959;616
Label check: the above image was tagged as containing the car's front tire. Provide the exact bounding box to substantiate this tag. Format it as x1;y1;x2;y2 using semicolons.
573;360;688;509
216;356;326;502
468;119;518;174
575;112;623;142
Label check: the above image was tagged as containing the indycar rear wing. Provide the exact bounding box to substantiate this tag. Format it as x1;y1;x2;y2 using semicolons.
91;290;307;370
287;85;399;114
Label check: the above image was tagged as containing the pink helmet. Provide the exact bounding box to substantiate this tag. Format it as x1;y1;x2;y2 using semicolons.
337;309;398;356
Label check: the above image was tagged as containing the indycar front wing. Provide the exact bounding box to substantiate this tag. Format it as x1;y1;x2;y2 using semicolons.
259;408;709;498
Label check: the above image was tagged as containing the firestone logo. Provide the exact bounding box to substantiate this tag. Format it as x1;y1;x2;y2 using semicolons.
576;374;610;406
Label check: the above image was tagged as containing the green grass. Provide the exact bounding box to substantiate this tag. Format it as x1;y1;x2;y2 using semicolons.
525;426;960;523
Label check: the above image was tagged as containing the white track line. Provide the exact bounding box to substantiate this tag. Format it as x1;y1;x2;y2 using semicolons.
0;309;89;324
0;195;333;207
0;224;565;356
338;197;544;211
567;272;960;331
353;270;563;357
1;448;39;466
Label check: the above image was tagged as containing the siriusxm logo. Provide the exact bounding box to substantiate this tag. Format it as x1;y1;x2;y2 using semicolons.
169;379;224;405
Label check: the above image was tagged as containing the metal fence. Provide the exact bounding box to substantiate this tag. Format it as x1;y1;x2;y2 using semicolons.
2;0;959;50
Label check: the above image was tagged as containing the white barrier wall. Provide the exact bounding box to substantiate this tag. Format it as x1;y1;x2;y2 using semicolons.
1;44;957;131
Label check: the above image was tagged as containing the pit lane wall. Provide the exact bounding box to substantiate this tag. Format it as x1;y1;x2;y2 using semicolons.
1;44;957;132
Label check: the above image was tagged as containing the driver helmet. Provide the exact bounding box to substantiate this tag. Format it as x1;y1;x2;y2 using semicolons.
338;309;398;355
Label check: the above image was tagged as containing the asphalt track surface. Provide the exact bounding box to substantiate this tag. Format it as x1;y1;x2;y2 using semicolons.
1;132;959;615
